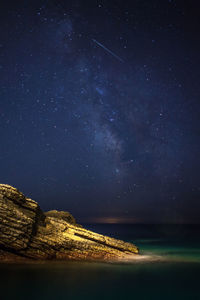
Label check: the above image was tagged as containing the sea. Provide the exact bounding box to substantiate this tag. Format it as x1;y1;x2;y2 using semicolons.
0;224;200;300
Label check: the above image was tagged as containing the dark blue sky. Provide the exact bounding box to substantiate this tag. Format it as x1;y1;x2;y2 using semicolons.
0;0;200;223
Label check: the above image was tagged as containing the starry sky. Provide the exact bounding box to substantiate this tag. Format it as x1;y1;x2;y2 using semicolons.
0;0;200;224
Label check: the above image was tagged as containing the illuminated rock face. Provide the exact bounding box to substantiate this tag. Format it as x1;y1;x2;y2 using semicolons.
0;184;139;262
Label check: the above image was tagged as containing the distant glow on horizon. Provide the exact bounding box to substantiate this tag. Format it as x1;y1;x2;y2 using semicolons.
83;216;140;224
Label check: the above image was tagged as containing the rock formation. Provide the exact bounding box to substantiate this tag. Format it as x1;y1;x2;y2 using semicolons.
0;184;139;262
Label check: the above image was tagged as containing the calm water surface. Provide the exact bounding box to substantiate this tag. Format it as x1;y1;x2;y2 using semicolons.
0;224;200;300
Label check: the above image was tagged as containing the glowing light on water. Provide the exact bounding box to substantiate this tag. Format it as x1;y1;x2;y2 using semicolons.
117;253;165;263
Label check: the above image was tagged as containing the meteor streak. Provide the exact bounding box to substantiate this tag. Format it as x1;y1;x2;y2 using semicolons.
92;39;124;63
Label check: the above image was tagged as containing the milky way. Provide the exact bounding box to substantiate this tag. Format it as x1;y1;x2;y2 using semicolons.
0;1;200;223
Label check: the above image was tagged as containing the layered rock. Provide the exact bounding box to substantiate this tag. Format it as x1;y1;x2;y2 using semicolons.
0;184;139;262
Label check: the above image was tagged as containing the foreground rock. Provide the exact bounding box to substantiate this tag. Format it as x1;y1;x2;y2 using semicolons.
0;184;139;262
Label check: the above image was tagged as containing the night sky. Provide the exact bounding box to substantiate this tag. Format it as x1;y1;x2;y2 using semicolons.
1;0;200;224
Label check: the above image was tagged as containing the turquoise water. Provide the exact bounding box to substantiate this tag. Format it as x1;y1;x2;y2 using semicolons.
0;224;200;300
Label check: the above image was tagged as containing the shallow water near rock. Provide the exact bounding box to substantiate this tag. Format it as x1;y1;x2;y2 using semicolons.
0;224;200;300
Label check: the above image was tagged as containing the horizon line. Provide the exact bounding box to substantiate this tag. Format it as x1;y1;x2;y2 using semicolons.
80;222;200;225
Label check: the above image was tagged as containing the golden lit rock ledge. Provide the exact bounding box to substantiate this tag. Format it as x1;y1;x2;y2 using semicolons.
0;184;139;262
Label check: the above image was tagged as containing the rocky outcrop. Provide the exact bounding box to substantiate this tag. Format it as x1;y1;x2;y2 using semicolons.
44;210;78;226
0;184;139;262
